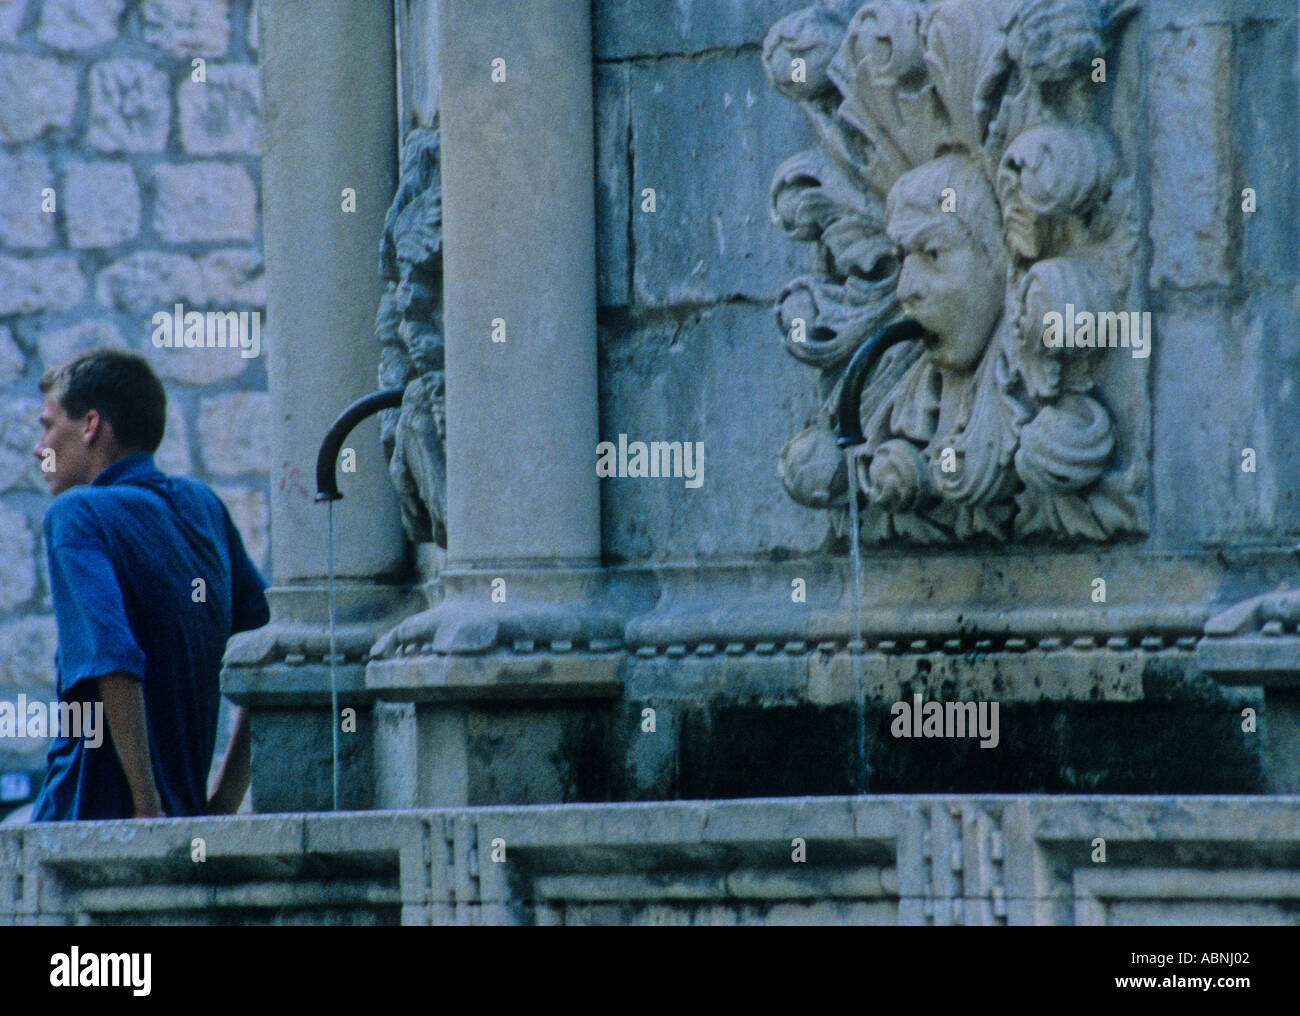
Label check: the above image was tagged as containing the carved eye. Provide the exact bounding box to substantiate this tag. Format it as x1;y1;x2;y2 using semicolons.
865;254;898;282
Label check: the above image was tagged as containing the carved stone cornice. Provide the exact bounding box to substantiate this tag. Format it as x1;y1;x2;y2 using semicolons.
1198;589;1300;684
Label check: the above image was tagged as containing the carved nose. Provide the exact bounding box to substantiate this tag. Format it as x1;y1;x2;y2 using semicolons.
896;258;922;305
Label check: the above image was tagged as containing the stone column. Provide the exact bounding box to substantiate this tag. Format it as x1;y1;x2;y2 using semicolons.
439;0;601;569
223;1;416;812
365;1;635;809
261;0;405;585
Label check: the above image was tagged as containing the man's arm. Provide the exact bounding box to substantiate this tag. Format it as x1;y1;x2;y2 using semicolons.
210;500;265;815
206;706;250;814
98;672;164;818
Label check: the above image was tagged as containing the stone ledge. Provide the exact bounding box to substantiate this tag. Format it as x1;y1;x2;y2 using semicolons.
5;797;1299;925
366;652;623;702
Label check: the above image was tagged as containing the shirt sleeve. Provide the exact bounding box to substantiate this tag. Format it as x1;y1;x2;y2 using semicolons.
44;501;147;695
223;505;270;634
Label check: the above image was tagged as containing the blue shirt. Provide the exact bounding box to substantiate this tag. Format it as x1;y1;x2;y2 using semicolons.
32;452;269;821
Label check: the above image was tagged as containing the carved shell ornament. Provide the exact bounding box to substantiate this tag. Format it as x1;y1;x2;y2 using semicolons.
765;0;1144;542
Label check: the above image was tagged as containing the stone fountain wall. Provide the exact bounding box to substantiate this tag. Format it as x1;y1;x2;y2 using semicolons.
590;0;1297;800
224;0;1300;813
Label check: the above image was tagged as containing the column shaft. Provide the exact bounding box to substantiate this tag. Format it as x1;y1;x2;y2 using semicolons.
440;0;601;570
261;1;404;584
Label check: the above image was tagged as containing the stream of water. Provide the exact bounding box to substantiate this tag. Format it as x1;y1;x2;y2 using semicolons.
328;500;340;812
846;445;870;793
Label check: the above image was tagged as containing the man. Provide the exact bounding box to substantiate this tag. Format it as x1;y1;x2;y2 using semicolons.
29;349;269;820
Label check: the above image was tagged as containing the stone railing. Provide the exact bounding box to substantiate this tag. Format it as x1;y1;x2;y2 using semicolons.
4;795;1299;925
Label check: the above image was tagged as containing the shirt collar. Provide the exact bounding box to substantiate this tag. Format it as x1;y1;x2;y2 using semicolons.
91;451;161;487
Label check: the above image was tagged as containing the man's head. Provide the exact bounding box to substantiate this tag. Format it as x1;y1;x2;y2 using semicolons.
35;349;166;496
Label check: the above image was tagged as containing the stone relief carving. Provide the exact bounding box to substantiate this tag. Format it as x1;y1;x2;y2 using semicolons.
376;125;448;547
1203;589;1300;642
765;0;1146;543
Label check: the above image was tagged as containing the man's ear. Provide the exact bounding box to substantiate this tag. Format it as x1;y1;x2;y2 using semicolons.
82;408;103;445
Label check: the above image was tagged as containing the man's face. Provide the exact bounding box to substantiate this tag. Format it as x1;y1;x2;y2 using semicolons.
34;393;98;496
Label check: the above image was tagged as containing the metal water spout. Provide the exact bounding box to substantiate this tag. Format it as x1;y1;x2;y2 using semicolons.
315;386;408;501
835;319;927;448
311;385;406;811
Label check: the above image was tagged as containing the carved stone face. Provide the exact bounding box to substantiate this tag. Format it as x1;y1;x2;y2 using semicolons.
891;214;1002;372
886;156;1007;374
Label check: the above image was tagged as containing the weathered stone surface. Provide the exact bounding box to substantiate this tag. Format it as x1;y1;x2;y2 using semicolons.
201;248;264;305
1148;26;1234;289
87;59;171;152
0;256;84;315
147;344;248;385
0;502;35;611
1153;297;1299;542
213;482;269;570
0;0;26;43
1238;19;1299;290
595;63;629;307
37;318;126;369
154;399;191;476
600;300;824;562
63;162;141;249
141;0;230;57
37;0;124;51
154;163;257;243
178;64;260;155
199;392;270;476
595;0;793;59
0;152;54;248
376;127;444;546
629;52;813;306
0;398;41;493
95;251;202;313
0;616;58;690
0;327;23;387
0;54;77;143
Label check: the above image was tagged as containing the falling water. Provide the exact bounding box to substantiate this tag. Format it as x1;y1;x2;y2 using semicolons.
327;500;340;812
846;445;870;793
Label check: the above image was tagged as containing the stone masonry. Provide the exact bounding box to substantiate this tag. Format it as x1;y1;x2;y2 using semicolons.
0;0;266;803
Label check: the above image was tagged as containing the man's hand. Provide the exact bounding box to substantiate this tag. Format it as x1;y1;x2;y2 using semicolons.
98;672;166;819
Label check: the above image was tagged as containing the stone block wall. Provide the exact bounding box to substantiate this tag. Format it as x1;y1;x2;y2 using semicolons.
306;1;1300;813
572;0;1300;799
594;0;1300;565
594;0;830;564
0;0;266;806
